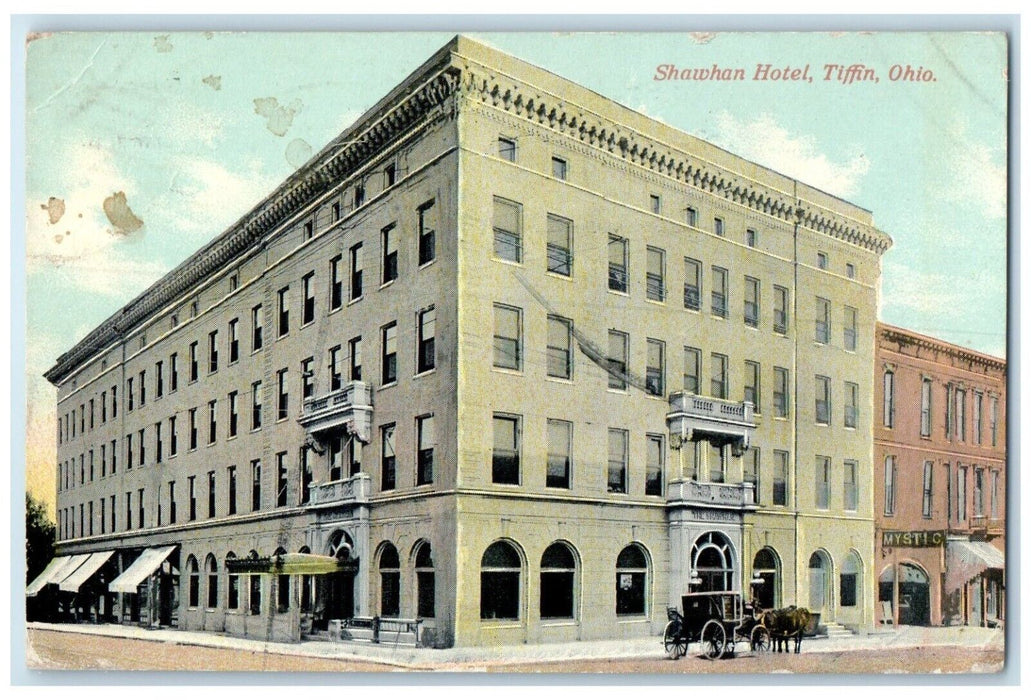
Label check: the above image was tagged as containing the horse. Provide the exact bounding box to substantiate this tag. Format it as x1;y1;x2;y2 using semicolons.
760;605;812;653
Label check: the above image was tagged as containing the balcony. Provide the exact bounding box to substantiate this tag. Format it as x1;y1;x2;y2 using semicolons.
666;391;756;456
299;381;374;443
666;479;756;509
308;473;372;508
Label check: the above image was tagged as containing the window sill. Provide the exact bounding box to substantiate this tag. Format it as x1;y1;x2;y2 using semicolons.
348;295;364;306
328;306;343;316
545;271;572;282
414;368;437;379
541;620;578;627
545;375;574;385
250;348;263;356
607;289;629;297
379;280;397;291
300;321;315;330
491;257;524;268
419;259;437;271
645;298;666;306
492;367;524;377
480;621;522;629
616;616;650;624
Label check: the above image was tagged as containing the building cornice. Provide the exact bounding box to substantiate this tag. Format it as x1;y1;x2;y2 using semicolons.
878;322;1006;373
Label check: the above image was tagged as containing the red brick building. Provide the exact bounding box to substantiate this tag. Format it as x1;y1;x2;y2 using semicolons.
874;323;1005;627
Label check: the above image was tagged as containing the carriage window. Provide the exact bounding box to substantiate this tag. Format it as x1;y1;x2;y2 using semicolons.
540;542;577;619
481;541;521;620
616;544;648;616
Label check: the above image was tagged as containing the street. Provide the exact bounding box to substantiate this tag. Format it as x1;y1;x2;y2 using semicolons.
26;629;1003;675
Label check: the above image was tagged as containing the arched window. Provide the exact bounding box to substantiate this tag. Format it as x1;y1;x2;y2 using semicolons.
327;529;353;559
883;370;895;428
205;554;218;609
540;542;577;619
808;550;832;612
248;550;261;616
691;532;734;592
299;545;313;614
414;541;435;619
752;547;780;609
616;544;648;616
226;552;240;610
840;551;861;607
186;556;199;608
274;546;290;613
480;541;521;620
379;543;400;617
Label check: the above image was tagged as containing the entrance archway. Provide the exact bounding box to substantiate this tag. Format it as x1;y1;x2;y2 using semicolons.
808;550;833;615
314;530;355;629
898;562;931;625
752;547;780;609
690;532;735;592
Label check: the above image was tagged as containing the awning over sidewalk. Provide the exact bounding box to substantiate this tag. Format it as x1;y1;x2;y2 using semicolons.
946;539;1005;592
108;545;177;594
26;555;71;596
58;550;115;592
225;552;357;575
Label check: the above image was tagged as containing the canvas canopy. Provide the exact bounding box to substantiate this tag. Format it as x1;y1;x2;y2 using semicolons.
58;550;114;592
945;539;1005;592
26;555;71;597
108;545;177;594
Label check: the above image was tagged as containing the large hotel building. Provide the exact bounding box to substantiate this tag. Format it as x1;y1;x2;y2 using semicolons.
35;36;894;647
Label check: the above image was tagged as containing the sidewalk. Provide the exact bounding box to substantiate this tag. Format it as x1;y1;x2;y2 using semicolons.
27;621;1004;669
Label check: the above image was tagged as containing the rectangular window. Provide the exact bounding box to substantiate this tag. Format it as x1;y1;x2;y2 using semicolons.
552;156;567;180
303;220;313;240
416;415;435;486
817;251;828;269
418;199;436;266
744;361;760;412
228;391;238;437
921;378;933;437
381;424;396;491
101;444;107;477
844;381;858;428
974;468;984;516
746;229;757;247
249;576;261;616
127;378;134;411
418;307;436;374
381;224;398;284
139;371;146;406
815;456;831;510
381;322;398;384
227;318;239;364
125;492;132;530
608;235;628;292
302;272;315;324
188;408;197;450
208;400;217;444
683;258;701;311
884;456;897;515
714;217;724;237
347;436;362;477
645;434;664;496
646;246;665;302
208;331;218;373
607;428;628;494
101;391;107;423
492;414;520;485
252;381;262;430
301;447;312;504
329;345;342;391
493;304;522;371
188;343;198;382
649;194;661;214
301;357;314;399
493;197;522;263
498;136;516;161
922;461;934;518
277;368;289;420
844;306;858;351
384;163;396;187
330;255;343;310
546;419;571;489
974;392;983;445
110;495;116;533
349;336;362;381
991;471;999;519
884;371;895;428
711;266;727;318
708;442;725;483
534;313;571;386
125;433;134;468
155;363;163;398
773;285;788;334
846;263;856;278
957;466;967;521
646;338;665;397
711;353;728;399
227;466;237;515
956;389;967;441
354;182;365;208
251;459;261;511
683;346;701;394
138;488;145;529
607;330;628;391
188;475;196;521
815;375;831;425
990;396;998;446
815;297;831;344
686;207;697;227
277;287;289;337
155;422;163;463
329;437;343;482
251;304;263;351
138;428;146;466
744;276;760;327
349;243;363;300
543;214;574;278
745;447;760;503
774;451;789;506
277;452;288;507
168;481;176;524
112;386;118;418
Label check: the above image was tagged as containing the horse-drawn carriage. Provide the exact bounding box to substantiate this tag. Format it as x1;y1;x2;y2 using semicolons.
663;591;772;660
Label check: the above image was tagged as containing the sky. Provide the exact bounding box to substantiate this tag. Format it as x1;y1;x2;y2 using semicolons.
22;31;1009;513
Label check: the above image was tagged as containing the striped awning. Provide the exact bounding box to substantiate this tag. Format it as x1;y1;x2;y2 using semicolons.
58;550;115;592
26;555;71;597
108;545;177;594
946;539;1005;592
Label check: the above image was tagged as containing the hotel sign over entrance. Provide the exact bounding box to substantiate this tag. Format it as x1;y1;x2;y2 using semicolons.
881;530;946;547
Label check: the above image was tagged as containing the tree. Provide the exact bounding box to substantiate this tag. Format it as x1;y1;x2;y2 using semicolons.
26;494;55;583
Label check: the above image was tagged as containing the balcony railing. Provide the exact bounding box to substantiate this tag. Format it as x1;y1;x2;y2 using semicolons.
308;473;372;507
666;479;756;509
666;391;756;456
299;381;374;443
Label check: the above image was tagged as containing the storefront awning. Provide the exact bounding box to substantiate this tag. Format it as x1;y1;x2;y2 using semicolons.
26;555;72;597
226;552;357;575
946;539;1005;592
108;545;177;594
58;550;115;592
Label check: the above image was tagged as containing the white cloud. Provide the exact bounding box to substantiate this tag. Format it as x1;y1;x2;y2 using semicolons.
942;121;1006;220
166;155;277;234
712;112;870;198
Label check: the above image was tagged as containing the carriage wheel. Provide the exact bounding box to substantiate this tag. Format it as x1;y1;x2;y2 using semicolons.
663;620;685;660
751;624;772;653
701;619;726;660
